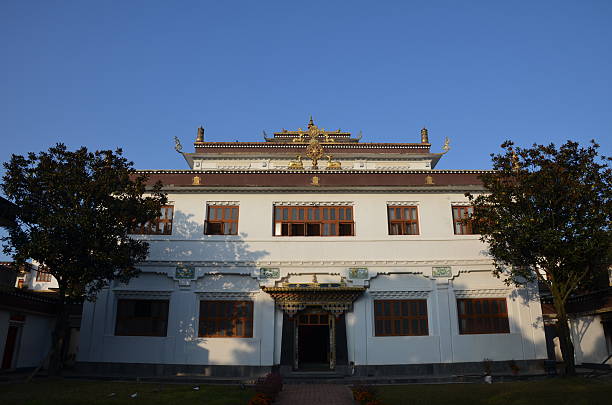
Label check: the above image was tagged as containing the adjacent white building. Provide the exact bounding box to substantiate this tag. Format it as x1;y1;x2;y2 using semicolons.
76;120;548;377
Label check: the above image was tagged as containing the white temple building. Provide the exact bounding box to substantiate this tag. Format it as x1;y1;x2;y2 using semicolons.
76;119;549;377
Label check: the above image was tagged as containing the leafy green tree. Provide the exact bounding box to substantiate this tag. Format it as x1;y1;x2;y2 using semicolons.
467;140;611;375
1;144;166;375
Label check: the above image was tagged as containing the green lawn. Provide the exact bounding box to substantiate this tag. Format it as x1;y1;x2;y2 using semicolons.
0;380;254;405
376;378;612;405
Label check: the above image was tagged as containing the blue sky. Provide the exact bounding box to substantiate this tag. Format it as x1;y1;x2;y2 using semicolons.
1;0;610;172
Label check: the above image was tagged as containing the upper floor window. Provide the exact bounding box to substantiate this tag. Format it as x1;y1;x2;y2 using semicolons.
374;299;429;336
115;299;169;337
273;205;354;236
199;300;253;338
452;205;479;235
457;298;510;334
388;206;419;235
131;205;174;235
35;268;52;282
205;205;239;235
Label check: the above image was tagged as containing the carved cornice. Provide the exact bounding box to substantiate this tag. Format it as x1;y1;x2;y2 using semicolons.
205;201;240;206
196;291;260;299
136;169;493;175
386;201;420;206
454;288;511;298
112;290;173;298
273;201;354;206
369;290;431;299
262;286;366;317
139;259;493;268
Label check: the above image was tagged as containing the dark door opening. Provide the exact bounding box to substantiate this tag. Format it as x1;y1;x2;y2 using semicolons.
299;325;329;366
297;312;330;370
2;325;20;369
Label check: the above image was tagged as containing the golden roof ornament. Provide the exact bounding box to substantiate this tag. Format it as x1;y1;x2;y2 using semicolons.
196;126;204;142
421;127;429;143
174;136;183;153
306;137;325;169
326;155;341;170
288;155;304;170
442;137;450;153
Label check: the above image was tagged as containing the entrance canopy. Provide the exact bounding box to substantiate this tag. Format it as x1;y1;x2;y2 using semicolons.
262;283;366;317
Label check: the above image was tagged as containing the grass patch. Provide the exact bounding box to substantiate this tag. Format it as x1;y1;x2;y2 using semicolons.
376;378;612;405
0;379;254;405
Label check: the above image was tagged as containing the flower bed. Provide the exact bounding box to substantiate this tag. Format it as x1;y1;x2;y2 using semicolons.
247;373;283;405
352;384;384;405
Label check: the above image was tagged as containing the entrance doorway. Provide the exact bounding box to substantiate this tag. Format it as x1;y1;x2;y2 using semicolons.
2;315;24;370
297;312;330;370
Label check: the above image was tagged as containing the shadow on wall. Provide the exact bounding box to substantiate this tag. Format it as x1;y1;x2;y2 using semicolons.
152;209;271;263
161;210;269;373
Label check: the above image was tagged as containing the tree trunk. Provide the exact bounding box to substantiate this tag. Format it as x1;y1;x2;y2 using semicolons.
48;286;68;376
553;298;576;376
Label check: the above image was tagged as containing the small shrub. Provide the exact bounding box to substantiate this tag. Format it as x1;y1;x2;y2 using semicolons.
508;359;520;375
252;372;283;403
482;358;493;375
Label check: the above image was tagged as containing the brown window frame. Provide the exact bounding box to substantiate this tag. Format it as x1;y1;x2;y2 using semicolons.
198;300;253;338
374;299;429;336
114;299;169;337
35;268;52;282
204;205;239;235
452;205;479;235
131;205;174;235
387;205;420;235
457;298;510;334
273;205;354;237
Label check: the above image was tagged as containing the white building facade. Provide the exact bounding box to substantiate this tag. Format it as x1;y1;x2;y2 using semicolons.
77;121;548;376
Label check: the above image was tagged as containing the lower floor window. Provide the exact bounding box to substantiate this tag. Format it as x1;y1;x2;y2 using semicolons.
374;299;428;336
199;300;253;338
457;298;510;334
115;299;169;337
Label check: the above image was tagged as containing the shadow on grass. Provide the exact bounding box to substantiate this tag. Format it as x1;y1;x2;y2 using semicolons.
376;378;612;405
0;380;254;405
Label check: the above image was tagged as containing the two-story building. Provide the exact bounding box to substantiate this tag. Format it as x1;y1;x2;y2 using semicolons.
77;119;548;377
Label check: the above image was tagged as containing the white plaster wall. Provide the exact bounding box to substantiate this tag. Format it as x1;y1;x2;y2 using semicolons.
15;314;54;368
79;274;274;366
344;272;547;366
571;315;610;364
78;190;548;367
138;191;485;264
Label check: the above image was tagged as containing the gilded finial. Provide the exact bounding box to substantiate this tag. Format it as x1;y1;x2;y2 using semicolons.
174;136;183;153
442;137;450;153
421;127;429;143
196;126;204;142
308;116;314;129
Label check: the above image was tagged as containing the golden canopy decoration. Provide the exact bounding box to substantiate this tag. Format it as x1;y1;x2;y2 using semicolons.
262;283;366;317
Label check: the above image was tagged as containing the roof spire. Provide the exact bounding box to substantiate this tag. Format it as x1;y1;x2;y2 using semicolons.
308;116;315;129
196;126;204;142
420;127;429;143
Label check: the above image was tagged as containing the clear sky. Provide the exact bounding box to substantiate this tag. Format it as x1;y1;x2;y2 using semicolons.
2;0;611;171
0;1;611;259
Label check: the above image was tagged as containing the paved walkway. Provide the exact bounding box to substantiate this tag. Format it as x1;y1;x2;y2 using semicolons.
275;384;354;405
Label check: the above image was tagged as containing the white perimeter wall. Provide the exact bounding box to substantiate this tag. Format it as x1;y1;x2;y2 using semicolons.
0;309;54;369
571;315;611;364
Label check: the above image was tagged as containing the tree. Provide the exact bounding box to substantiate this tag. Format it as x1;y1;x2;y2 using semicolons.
467;140;611;375
1;144;166;375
